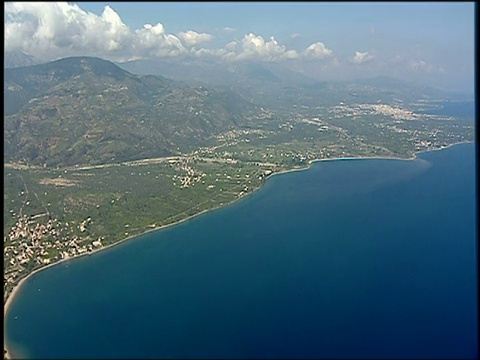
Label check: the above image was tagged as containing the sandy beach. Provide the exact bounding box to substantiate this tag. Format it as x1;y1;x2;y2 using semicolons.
3;140;474;358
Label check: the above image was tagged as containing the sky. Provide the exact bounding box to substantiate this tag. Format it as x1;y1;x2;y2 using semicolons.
4;2;476;92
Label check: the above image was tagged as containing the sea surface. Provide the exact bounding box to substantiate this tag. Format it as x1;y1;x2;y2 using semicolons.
416;100;475;118
5;142;477;359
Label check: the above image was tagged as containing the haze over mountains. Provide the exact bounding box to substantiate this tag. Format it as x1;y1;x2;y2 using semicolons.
4;51;43;69
116;57;456;108
4;55;465;169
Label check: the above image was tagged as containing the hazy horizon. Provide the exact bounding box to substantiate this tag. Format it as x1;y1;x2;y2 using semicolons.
4;2;475;93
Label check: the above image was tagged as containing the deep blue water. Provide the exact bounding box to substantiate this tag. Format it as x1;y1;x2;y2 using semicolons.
416;100;475;118
5;142;477;359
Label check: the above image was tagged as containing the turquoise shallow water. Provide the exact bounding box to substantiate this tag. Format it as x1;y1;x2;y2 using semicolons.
5;142;477;359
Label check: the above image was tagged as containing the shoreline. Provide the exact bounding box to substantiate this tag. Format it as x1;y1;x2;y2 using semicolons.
3;140;474;358
267;141;473;180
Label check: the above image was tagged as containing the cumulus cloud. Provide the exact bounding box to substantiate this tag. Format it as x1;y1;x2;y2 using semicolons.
4;2;334;64
223;27;236;33
5;2;131;60
198;33;299;62
191;33;334;63
4;2;187;62
352;51;375;64
177;30;214;47
133;23;187;58
302;42;333;60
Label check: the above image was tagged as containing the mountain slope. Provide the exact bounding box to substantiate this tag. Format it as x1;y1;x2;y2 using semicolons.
4;56;259;167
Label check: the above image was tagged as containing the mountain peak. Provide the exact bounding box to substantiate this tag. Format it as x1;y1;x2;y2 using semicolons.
44;56;135;81
4;56;258;167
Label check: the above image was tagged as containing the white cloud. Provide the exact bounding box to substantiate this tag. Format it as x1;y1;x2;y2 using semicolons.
301;42;333;60
5;2;133;60
206;33;299;62
192;33;334;63
132;23;187;58
225;41;238;53
290;33;300;39
4;2;188;61
223;27;236;33
177;30;214;47
352;51;375;64
4;2;333;65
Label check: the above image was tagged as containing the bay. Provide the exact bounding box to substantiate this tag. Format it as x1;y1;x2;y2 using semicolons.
4;142;477;359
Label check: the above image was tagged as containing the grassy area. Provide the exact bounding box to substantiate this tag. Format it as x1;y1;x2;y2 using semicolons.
3;101;475;302
4;160;271;243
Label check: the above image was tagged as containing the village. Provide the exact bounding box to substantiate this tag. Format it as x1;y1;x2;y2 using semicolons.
4;213;103;302
3;100;473;305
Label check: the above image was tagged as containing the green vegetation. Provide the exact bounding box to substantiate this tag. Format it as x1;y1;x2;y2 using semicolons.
3;156;275;300
4;57;259;167
3;56;475;304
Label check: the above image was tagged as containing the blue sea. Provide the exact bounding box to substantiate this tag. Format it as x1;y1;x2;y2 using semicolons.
4;142;477;359
416;100;475;118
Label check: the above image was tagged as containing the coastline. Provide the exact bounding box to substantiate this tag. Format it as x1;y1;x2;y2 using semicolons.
3;140;474;359
3;198;247;359
267;141;473;181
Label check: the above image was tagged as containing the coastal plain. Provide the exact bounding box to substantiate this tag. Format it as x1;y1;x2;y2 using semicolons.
4;142;477;359
4;96;474;303
3;57;475;326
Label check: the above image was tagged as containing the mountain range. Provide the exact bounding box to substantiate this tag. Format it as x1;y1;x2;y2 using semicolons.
116;57;453;108
4;56;259;167
4;55;462;169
